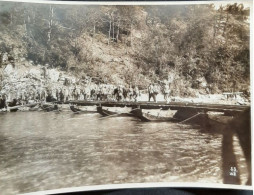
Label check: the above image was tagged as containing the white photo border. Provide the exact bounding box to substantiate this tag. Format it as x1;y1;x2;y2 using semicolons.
0;0;252;193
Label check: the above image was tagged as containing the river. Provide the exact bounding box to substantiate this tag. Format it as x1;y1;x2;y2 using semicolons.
0;111;249;194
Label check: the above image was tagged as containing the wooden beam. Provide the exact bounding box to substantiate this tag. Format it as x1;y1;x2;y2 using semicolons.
67;100;249;115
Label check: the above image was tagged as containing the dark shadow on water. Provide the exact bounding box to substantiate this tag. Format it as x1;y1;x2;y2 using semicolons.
222;131;241;184
198;108;251;185
222;108;251;185
229;108;251;185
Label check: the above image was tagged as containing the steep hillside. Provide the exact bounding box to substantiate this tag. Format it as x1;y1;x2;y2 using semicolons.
0;2;250;97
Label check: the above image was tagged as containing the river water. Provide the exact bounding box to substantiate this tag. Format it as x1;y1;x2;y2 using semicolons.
0;111;249;194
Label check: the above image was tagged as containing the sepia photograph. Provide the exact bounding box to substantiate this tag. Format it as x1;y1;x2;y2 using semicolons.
0;0;252;194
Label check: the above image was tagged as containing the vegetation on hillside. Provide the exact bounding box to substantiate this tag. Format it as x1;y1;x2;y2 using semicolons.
0;2;250;96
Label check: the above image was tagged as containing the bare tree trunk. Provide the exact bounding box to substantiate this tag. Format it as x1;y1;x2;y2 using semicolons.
108;19;111;45
112;17;115;41
74;37;78;55
23;10;27;33
213;15;217;41
155;45;159;73
130;22;133;47
219;6;223;28
10;7;17;25
116;20;120;42
47;5;54;44
91;23;96;44
223;12;229;37
42;49;46;61
33;8;36;24
10;13;13;25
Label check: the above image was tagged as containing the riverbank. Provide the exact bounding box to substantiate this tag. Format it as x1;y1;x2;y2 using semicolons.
0;62;250;106
137;93;249;105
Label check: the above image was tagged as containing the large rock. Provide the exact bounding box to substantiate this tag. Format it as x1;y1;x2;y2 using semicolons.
58;73;66;82
3;64;14;75
47;69;60;82
29;68;41;79
197;77;207;88
1;53;8;64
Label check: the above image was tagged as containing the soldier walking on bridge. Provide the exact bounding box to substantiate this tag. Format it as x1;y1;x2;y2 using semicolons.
163;82;170;103
148;83;157;102
133;86;139;102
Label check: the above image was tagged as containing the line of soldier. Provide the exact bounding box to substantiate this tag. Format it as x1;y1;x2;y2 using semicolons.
0;83;141;106
0;80;171;110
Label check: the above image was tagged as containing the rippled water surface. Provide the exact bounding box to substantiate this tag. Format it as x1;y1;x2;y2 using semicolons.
0;111;248;194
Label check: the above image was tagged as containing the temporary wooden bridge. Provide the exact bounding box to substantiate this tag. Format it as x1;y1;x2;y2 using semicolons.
68;100;250;116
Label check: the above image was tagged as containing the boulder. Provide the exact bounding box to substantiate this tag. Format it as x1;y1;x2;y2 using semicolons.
2;53;8;64
47;69;60;82
197;77;207;88
3;64;14;75
29;68;41;79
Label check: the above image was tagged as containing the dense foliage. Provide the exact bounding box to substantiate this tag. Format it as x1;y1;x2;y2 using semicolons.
0;2;250;96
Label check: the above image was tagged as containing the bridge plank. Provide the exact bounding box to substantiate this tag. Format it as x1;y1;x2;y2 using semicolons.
67;100;249;114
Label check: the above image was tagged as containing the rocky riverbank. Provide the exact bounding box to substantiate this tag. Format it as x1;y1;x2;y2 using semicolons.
1;59;96;102
0;58;250;106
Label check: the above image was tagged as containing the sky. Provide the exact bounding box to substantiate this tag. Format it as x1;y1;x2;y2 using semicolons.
212;1;251;10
